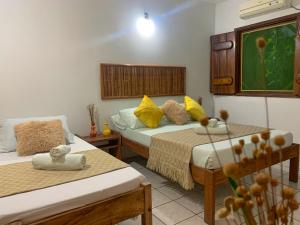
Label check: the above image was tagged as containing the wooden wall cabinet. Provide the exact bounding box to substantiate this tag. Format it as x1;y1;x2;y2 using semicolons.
210;32;236;95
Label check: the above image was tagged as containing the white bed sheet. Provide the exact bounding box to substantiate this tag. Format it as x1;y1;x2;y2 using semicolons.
118;122;293;169
0;136;145;225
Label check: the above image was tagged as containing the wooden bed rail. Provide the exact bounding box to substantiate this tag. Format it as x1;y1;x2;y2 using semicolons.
191;143;299;186
9;182;152;225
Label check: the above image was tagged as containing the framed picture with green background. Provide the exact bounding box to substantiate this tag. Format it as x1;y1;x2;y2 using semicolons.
235;13;300;96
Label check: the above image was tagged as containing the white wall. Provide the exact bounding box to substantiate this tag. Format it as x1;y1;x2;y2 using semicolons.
214;0;300;142
0;0;215;135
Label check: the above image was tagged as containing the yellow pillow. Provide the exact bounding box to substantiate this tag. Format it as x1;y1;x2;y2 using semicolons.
184;96;206;121
134;96;164;128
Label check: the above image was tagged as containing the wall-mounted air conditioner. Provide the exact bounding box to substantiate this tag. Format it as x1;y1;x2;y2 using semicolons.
239;0;291;18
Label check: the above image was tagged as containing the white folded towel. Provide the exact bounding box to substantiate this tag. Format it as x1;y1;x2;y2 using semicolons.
208;118;218;128
193;123;230;135
32;153;86;171
50;145;71;161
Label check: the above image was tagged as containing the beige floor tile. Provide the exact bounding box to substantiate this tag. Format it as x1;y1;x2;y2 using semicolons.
216;184;232;204
153;215;166;225
199;210;239;225
177;215;206;225
272;164;290;173
281;174;300;190
153;201;194;225
282;160;292;168
152;189;172;208
129;161;144;170
295;191;300;201
292;207;300;221
157;183;189;200
140;168;170;188
119;215;165;225
198;212;204;219
175;191;204;214
215;218;237;225
119;217;141;225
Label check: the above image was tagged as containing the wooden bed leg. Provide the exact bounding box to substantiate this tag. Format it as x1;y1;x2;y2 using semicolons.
289;145;299;183
204;171;215;225
141;182;152;225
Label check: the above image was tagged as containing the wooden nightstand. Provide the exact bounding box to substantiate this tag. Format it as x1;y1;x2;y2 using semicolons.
81;133;121;160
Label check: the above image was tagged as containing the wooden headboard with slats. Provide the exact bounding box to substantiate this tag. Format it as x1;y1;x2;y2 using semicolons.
100;63;186;100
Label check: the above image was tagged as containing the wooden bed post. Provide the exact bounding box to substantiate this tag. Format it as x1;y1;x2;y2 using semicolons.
198;97;202;105
141;182;152;225
289;144;299;182
204;169;216;225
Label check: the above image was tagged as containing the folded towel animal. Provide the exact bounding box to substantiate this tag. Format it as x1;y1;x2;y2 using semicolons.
32;153;86;171
208;118;218;128
193;123;230;135
50;145;71;161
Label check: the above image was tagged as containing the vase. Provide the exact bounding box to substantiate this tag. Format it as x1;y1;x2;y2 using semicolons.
103;122;111;136
90;122;97;137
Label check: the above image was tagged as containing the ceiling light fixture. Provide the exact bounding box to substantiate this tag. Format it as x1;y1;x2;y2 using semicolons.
136;12;155;38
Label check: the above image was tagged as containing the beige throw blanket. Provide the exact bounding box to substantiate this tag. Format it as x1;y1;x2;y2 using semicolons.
147;123;265;190
0;149;128;198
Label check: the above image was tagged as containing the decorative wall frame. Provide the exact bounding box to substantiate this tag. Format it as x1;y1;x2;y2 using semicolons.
240;21;296;93
100;63;186;100
235;13;300;97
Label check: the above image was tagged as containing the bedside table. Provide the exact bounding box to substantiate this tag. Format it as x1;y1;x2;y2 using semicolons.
81;133;121;160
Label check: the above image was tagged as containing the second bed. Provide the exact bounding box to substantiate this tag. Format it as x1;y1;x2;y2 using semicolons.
111;119;299;225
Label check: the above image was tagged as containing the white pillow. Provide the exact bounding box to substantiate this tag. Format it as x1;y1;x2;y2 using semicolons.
1;115;75;153
110;114;128;130
0;121;5;152
119;108;146;130
160;116;171;126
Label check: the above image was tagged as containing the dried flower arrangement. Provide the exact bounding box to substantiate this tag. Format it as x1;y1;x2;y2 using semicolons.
87;104;96;124
200;110;299;225
87;104;97;137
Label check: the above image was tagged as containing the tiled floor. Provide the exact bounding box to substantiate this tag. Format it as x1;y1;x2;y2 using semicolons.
118;157;300;225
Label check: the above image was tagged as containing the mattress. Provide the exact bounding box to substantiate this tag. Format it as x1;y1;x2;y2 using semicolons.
0;136;145;225
119;122;293;169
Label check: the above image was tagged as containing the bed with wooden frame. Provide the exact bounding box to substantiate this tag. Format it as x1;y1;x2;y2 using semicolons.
114;98;299;225
121;135;299;225
1;136;152;225
120;133;299;225
9;182;152;225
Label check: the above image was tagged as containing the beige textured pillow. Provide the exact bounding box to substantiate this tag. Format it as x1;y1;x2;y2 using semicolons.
162;100;189;125
15;120;66;156
179;103;193;121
